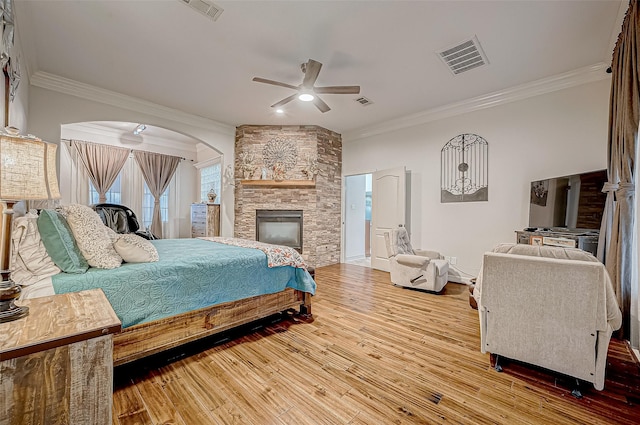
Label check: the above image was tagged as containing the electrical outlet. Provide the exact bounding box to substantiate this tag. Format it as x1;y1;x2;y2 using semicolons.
450;256;457;265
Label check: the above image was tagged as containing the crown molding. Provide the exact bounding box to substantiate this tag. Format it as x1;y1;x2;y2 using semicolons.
64;122;199;155
193;157;222;170
30;71;235;136
343;63;610;143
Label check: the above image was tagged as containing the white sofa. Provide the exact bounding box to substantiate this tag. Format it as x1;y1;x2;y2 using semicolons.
475;243;622;391
384;227;448;292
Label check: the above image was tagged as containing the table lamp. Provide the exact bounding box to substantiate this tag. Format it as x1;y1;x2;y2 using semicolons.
0;133;60;322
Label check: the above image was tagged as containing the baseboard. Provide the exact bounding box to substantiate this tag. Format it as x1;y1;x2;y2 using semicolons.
449;275;473;285
448;266;473;285
344;255;366;262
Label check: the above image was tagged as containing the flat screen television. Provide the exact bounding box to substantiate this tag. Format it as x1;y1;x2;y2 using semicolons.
528;169;607;232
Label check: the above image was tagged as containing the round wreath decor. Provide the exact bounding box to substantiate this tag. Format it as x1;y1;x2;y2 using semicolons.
262;139;298;171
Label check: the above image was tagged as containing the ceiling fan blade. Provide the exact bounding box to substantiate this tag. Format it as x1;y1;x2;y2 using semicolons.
302;59;322;88
271;93;298;108
312;96;331;113
314;85;361;94
252;77;298;91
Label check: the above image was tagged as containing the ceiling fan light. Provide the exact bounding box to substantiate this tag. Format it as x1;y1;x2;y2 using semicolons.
298;92;314;102
276;109;284;114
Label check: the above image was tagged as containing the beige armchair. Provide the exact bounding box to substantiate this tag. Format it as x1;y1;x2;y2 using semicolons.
384;227;448;292
475;243;622;393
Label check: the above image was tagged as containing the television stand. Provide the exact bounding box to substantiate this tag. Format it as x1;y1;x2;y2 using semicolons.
515;229;599;256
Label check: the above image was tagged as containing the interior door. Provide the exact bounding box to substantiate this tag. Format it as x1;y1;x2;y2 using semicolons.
371;167;406;271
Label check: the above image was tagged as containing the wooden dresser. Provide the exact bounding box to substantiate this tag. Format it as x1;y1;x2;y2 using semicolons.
515;229;599;256
0;289;121;425
191;203;220;237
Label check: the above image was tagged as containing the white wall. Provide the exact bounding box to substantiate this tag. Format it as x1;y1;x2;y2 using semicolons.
343;79;610;275
26;86;236;236
4;28;29;132
197;142;222;163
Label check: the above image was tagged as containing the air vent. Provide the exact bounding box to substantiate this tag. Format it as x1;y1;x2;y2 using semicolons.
354;96;373;106
180;0;224;21
437;36;489;75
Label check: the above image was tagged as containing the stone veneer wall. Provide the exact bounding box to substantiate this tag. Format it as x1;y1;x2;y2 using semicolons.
234;125;341;267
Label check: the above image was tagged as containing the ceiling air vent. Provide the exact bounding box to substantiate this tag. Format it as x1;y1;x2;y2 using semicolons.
437;36;489;75
180;0;224;21
354;96;373;106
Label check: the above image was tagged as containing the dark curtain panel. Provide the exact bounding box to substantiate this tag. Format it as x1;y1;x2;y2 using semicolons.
598;0;639;339
72;140;130;203
133;150;180;239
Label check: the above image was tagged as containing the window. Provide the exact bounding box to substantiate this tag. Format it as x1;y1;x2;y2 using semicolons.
200;162;221;203
142;182;169;230
89;174;122;204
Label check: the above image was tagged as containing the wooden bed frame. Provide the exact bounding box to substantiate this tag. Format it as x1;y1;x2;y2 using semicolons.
113;288;311;366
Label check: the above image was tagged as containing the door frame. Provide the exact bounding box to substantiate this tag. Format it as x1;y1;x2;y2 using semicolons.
341;168;409;268
341;171;374;265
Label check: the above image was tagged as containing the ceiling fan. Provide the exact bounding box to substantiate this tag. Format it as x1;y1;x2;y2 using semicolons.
252;59;360;113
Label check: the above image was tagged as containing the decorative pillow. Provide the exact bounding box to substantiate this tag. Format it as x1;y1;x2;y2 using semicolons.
113;234;159;263
104;226;120;243
37;209;89;274
60;204;122;269
11;212;61;285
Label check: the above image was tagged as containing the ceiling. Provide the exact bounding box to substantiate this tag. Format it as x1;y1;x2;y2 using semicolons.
15;0;625;138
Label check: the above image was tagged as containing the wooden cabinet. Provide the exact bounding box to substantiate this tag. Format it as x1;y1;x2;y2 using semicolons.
0;289;121;425
515;230;599;256
191;203;220;237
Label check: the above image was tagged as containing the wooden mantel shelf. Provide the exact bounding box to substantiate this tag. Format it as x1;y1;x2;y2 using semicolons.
241;179;316;188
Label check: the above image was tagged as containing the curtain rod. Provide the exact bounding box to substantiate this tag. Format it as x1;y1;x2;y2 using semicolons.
60;138;192;161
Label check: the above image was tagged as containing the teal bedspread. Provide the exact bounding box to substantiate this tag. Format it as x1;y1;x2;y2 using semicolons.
52;238;316;328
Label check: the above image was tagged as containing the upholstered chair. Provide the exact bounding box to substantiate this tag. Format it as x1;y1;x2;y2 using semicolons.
384;227;449;292
476;243;622;393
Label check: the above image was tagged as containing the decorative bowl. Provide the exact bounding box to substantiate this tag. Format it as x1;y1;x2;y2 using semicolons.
4;126;19;135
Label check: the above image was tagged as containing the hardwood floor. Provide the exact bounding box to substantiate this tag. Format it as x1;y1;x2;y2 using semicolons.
112;264;640;424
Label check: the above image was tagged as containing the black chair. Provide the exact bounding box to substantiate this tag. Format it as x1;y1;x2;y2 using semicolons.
91;203;157;240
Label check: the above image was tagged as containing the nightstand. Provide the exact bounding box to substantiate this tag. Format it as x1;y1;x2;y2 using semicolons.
0;289;121;425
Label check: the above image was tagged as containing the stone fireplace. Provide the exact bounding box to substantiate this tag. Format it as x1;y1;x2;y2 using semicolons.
234;125;341;267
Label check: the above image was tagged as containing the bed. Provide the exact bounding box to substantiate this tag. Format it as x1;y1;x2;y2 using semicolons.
17;216;316;366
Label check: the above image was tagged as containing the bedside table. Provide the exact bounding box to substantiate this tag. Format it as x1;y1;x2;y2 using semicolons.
0;289;121;425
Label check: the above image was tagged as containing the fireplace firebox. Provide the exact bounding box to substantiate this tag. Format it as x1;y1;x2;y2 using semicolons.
256;210;303;252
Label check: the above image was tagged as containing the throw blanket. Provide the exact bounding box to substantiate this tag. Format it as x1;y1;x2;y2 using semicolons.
200;237;307;269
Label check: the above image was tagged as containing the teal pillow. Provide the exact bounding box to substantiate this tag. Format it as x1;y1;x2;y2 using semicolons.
37;209;89;274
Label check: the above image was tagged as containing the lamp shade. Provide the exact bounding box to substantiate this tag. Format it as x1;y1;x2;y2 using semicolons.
0;135;61;201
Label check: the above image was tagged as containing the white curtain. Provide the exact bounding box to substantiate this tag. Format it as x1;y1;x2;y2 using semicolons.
120;155;144;222
60;141;89;206
165;167;181;239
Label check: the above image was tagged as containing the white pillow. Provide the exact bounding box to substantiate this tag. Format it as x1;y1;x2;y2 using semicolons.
11;212;60;285
113;234;159;263
60;204;122;269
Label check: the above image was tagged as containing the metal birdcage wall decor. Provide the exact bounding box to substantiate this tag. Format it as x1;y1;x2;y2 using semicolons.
441;133;488;203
